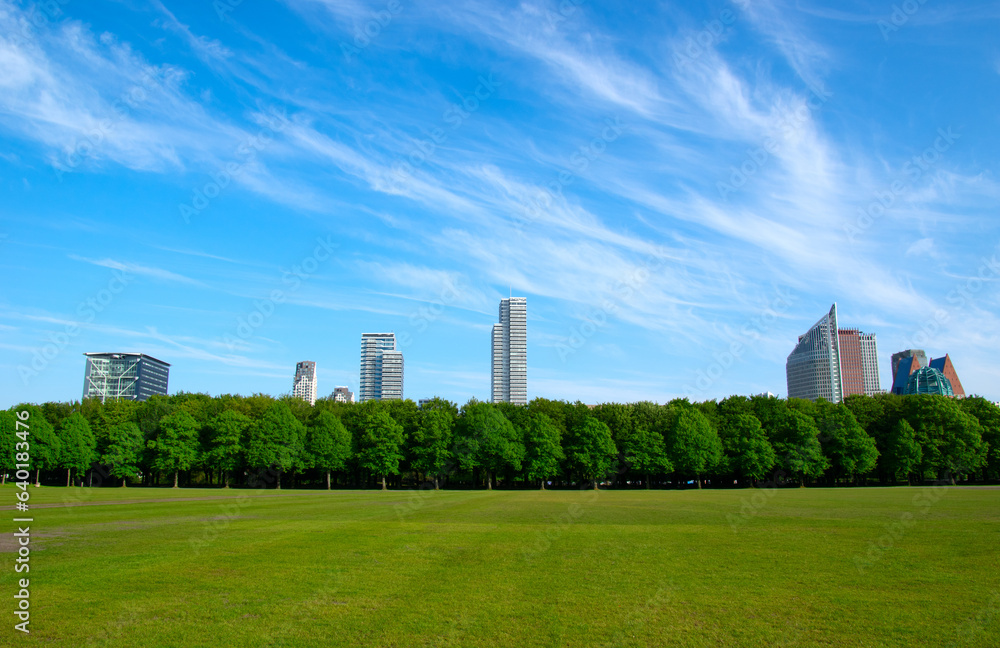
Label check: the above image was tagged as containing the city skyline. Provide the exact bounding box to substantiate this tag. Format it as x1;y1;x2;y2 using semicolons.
2;1;999;409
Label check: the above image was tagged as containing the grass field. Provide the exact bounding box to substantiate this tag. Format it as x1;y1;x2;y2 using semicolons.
1;484;998;647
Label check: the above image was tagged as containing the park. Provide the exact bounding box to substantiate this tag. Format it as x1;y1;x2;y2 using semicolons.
1;485;997;647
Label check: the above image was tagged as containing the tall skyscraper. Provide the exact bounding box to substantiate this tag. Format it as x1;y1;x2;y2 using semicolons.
359;333;403;401
491;297;527;405
786;304;881;402
838;329;880;397
292;361;317;405
83;352;169;402
786;304;843;403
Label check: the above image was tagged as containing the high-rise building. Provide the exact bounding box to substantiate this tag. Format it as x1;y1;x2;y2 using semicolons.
838;329;881;397
786;304;843;403
928;354;965;398
292;361;317;405
891;349;927;385
359;333;403;401
83;353;169;402
332;386;355;403
491;297;527;404
786;304;881;402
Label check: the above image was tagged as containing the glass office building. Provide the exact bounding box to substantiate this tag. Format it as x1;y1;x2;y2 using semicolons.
83;353;170;402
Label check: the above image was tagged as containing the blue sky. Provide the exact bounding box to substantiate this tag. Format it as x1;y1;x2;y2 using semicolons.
1;0;999;408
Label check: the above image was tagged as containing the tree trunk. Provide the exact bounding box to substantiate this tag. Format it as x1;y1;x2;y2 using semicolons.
35;468;40;487
277;471;282;490
122;478;127;488
224;471;230;488
906;474;911;486
434;476;439;490
645;473;651;489
326;471;331;490
381;475;387;491
487;473;492;490
88;469;93;487
951;474;956;486
67;468;71;487
173;471;179;488
593;479;599;490
540;479;545;490
697;476;702;489
2;473;6;485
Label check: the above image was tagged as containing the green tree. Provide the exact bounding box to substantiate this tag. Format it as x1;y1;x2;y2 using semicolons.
245;402;305;489
885;419;922;485
0;411;16;485
357;410;405;490
665;407;722;489
460;402;524;489
15;404;60;486
565;416;617;490
523;413;565;489
207;409;251;488
910;395;985;483
619;426;672;488
102;422;144;487
307;410;352;489
411;406;455;490
959;396;1000;482
148;410;201;488
59;412;97;487
814;402;879;483
718;411;776;485
771;409;829;486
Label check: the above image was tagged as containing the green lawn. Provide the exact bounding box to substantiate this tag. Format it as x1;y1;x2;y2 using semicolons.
1;485;998;647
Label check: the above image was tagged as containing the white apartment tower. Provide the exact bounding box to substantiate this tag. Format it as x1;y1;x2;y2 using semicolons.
292;361;317;405
859;332;880;396
491;297;527;405
359;333;403;402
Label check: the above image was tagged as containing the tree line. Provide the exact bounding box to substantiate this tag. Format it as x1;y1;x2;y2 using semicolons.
1;392;997;490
